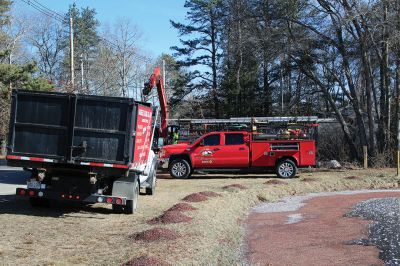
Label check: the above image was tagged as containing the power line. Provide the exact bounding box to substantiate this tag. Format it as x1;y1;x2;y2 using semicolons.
20;0;151;64
20;0;66;23
31;0;65;21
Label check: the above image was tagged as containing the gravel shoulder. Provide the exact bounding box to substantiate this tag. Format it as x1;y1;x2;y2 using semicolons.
347;197;400;265
245;190;400;265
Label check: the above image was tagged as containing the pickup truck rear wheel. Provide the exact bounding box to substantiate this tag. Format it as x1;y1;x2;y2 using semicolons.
169;159;191;179
276;159;297;179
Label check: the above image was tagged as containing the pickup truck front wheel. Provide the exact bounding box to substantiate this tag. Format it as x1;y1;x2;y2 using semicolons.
276;159;297;178
169;159;191;179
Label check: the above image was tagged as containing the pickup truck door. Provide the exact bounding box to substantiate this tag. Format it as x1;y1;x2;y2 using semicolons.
215;133;249;168
192;133;222;168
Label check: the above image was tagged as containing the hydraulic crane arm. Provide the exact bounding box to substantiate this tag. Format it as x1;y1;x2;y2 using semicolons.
143;67;169;138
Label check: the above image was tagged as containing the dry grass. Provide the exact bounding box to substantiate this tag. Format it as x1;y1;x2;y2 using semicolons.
301;177;317;182
0;169;398;265
264;179;287;185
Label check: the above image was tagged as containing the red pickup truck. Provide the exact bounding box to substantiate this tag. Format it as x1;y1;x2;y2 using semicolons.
159;131;316;179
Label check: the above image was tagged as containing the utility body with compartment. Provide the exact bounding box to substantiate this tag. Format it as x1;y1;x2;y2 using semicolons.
7;89;158;214
159;131;316;178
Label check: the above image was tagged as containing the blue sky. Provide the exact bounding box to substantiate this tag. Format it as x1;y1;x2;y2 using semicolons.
14;0;187;58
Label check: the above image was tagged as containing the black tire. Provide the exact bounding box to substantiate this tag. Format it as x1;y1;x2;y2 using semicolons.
29;197;50;207
145;168;156;196
275;159;297;179
112;180;139;214
169;159;191;179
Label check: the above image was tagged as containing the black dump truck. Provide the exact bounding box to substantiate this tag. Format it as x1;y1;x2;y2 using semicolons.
6;89;158;214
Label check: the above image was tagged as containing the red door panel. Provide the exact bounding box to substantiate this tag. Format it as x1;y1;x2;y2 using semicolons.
191;133;222;168
216;133;249;168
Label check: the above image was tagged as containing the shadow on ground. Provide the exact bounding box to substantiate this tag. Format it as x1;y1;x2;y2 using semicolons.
0;194;114;218
157;170;292;180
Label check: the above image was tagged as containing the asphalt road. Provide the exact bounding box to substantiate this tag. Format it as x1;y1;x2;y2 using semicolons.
0;160;29;195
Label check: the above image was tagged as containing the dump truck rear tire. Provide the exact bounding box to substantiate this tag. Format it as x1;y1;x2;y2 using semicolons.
146;175;156;196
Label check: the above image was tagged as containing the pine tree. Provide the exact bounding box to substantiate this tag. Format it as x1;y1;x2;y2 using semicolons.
171;0;223;118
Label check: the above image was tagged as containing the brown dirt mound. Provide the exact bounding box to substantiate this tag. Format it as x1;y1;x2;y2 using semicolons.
130;227;181;242
301;177;317;182
222;184;248;190
345;175;362;180
167;203;197;212
122;255;169;266
182;193;209;202
199;191;221;197
264;179;287;185
148;210;192;224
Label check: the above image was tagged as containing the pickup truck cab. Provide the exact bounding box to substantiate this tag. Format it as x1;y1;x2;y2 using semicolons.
159;131;316;179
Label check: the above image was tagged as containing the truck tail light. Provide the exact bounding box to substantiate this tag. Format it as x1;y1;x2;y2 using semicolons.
115;198;122;205
28;190;35;197
106;197;113;204
19;189;26;196
61;194;65;198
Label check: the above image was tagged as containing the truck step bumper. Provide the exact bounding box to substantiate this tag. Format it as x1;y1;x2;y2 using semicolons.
16;188;127;206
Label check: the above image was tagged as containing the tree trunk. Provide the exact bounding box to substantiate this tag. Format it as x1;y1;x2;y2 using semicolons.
378;2;390;152
263;53;271;115
299;64;360;159
210;11;219;118
364;54;376;157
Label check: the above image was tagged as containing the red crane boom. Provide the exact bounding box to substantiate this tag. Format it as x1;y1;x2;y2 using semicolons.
143;67;169;138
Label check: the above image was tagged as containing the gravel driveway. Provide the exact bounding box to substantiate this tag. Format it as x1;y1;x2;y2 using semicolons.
347;197;400;265
245;190;400;266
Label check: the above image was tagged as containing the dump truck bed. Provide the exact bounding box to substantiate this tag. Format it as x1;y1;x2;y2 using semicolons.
7;90;152;169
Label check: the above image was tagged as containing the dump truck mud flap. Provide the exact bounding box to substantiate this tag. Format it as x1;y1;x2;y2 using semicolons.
112;174;138;200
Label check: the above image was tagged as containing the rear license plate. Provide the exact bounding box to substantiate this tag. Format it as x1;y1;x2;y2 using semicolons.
27;181;45;189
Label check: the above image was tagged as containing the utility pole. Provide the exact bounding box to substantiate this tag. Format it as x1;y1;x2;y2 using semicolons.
69;17;75;92
397;121;400;177
80;54;84;91
280;66;284;113
122;57;126;97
